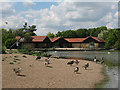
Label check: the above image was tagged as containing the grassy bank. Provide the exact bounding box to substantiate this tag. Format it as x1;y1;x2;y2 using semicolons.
79;57;119;88
94;65;109;88
85;57;119;68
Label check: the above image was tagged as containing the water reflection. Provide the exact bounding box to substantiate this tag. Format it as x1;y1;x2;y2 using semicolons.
49;51;119;62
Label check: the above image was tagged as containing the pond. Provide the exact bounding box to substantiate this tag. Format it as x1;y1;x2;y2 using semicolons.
48;50;119;88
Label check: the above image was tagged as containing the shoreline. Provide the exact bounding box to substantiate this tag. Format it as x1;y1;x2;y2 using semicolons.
94;65;109;88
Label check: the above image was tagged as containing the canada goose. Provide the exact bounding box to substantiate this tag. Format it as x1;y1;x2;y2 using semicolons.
36;56;41;60
44;62;50;66
13;68;22;75
74;60;79;65
67;60;74;66
74;67;79;73
100;60;104;64
100;57;104;64
83;63;89;70
93;57;99;63
45;57;50;66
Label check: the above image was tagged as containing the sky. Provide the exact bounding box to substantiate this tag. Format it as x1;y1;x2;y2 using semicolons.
0;0;119;36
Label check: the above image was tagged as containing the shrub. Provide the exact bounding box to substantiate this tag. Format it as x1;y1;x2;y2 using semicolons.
9;62;14;64
22;55;27;58
14;56;18;58
2;44;6;54
5;38;16;49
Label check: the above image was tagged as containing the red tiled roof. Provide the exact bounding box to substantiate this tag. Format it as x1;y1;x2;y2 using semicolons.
16;36;105;43
16;36;21;40
32;36;47;42
50;37;61;42
86;36;106;42
65;38;86;42
16;36;47;42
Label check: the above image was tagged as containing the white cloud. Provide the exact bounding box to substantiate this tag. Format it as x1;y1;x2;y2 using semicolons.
1;2;118;35
26;14;33;18
0;2;16;18
1;15;27;29
23;0;36;7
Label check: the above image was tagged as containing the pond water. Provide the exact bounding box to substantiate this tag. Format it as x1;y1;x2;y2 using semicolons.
48;50;120;88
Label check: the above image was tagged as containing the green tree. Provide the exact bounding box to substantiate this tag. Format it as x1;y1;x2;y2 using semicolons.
105;31;117;49
62;30;77;38
5;38;17;49
47;32;55;38
55;31;62;37
76;29;88;38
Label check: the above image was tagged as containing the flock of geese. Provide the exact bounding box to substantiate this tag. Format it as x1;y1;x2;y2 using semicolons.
67;60;89;73
13;56;104;76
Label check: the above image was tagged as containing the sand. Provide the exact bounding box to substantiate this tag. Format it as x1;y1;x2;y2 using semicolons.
2;54;104;88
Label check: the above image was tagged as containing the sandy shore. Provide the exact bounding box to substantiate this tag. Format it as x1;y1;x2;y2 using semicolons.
2;54;104;88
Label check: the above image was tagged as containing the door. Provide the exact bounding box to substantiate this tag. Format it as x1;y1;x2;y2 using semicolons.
90;42;94;48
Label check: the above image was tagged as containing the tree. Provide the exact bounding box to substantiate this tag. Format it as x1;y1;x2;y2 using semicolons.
76;29;88;38
61;30;77;38
55;31;62;37
5;38;17;49
47;32;55;38
105;31;117;49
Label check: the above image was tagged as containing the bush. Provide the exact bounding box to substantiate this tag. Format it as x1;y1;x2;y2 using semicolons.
22;55;27;58
2;44;6;54
5;38;16;49
18;49;29;54
9;62;14;64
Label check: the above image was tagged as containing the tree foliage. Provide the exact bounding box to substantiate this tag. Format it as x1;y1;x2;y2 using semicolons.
47;26;120;50
5;38;17;48
47;32;55;38
1;22;37;49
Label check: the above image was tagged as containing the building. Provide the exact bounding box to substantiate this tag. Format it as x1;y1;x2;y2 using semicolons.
50;37;70;48
16;36;105;49
65;36;105;48
16;36;51;49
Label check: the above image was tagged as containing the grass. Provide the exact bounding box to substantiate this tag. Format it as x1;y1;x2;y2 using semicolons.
13;58;20;61
22;55;27;58
95;66;109;88
9;62;14;64
13;60;17;62
84;57;119;69
104;59;119;69
14;55;18;58
9;56;12;58
17;62;21;64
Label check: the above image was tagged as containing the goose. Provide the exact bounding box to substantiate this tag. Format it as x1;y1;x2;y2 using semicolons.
100;57;104;64
67;60;74;66
74;60;79;65
93;56;99;63
13;68;22;75
36;56;41;60
44;61;50;66
83;63;89;70
74;67;79;73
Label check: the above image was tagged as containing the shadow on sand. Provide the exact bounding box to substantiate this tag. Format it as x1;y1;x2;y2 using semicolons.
46;66;53;68
86;68;93;70
76;72;81;74
17;74;26;77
